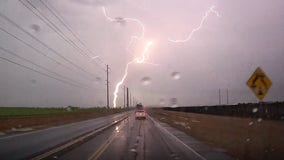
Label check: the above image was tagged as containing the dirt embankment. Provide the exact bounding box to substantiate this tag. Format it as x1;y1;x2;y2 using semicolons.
0;109;128;132
148;108;284;160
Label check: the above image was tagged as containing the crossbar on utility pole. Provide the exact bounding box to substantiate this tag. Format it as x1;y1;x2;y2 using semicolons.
106;65;110;108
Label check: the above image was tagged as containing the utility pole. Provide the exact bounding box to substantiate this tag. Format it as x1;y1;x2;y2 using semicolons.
129;92;132;107
126;87;129;108
123;85;126;108
133;96;134;107
226;88;229;105
218;88;221;105
106;65;110;108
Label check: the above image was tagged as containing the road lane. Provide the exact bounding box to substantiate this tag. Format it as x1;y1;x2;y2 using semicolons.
0;111;130;160
58;112;233;160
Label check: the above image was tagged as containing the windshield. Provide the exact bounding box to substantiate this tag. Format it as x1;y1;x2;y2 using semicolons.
0;0;283;160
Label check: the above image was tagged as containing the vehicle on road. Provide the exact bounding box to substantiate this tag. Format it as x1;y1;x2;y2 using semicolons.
135;110;147;120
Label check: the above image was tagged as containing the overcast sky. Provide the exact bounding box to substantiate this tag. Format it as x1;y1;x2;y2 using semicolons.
0;0;283;107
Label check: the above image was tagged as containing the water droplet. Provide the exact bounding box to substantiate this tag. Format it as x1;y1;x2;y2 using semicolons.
257;118;262;122
252;108;258;113
130;148;137;152
30;79;37;86
115;126;119;131
66;106;72;112
30;24;40;32
171;72;181;80
159;99;165;106
170;98;178;107
141;77;151;86
248;121;254;126
96;77;101;80
171;104;178;107
93;77;102;85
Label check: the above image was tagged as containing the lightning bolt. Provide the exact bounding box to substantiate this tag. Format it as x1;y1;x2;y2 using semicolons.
168;5;220;43
102;6;154;108
102;7;145;52
135;41;153;63
102;6;115;22
102;5;220;108
89;56;99;62
124;17;145;51
113;41;153;108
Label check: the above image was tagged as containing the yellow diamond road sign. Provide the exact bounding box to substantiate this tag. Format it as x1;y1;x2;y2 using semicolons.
247;67;272;100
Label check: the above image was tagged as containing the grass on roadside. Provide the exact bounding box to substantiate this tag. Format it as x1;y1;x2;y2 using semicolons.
0;107;130;131
0;107;128;117
148;108;284;160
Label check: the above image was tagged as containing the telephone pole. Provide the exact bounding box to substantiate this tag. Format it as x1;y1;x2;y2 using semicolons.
129;91;132;107
106;65;110;108
123;86;126;108
126;87;129;108
218;88;221;105
226;88;229;105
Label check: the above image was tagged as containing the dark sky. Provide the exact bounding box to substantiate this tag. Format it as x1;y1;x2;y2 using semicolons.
0;0;283;107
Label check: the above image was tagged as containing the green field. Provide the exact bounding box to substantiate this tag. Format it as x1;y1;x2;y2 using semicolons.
0;107;125;117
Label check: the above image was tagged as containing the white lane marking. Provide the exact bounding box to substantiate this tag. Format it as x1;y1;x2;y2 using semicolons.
148;116;207;160
0;112;129;140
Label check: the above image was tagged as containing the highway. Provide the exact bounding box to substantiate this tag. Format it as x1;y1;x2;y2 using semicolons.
0;111;233;160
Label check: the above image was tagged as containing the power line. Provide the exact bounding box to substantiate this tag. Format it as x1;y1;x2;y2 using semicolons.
39;0;106;69
20;0;89;58
0;45;89;88
0;26;71;72
0;12;100;80
0;26;103;83
23;0;106;73
21;0;106;74
0;55;86;89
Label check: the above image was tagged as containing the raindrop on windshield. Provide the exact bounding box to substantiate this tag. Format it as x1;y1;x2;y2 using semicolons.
170;98;178;107
30;24;40;32
94;77;101;84
30;79;37;86
141;77;151;86
171;72;181;80
252;108;258;113
159;98;165;106
96;77;101;82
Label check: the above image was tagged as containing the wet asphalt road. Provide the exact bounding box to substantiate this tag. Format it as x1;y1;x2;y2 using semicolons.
0;111;233;160
56;113;233;160
0;112;129;160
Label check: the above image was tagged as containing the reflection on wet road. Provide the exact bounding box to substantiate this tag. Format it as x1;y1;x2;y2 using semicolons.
58;113;232;160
